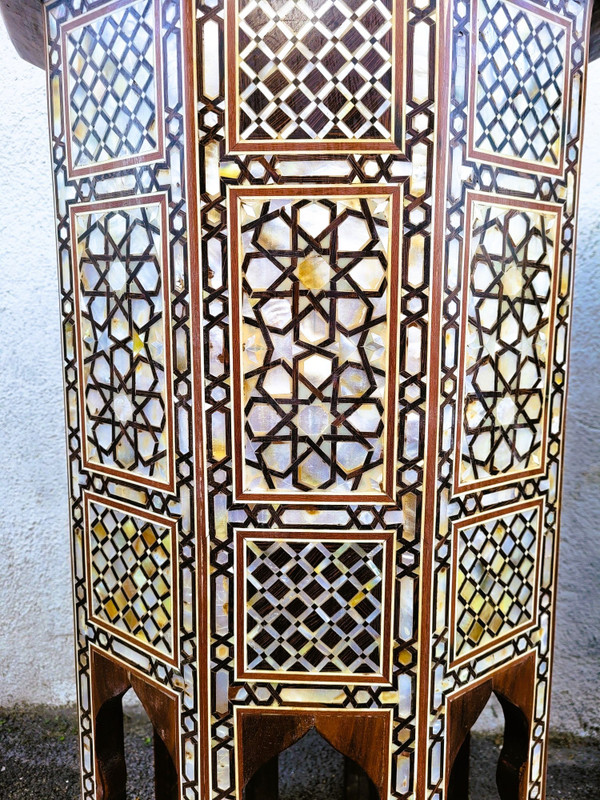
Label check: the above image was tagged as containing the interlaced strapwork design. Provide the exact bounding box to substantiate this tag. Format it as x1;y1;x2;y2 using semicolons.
236;193;395;497
237;0;394;142
75;203;170;485
473;0;568;168
454;506;539;659
87;498;174;658
459;200;557;487
65;0;158;170
245;539;384;674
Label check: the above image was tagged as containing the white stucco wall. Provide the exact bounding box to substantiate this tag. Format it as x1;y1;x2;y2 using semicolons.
0;16;597;732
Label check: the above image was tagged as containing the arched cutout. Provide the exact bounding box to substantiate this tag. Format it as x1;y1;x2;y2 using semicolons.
446;653;535;800
245;728;379;800
91;648;179;800
238;709;390;800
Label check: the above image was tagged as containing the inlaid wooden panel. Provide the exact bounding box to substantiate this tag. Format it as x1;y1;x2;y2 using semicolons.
226;0;405;152
61;0;164;177
229;184;402;503
71;195;174;491
236;529;395;682
455;192;561;493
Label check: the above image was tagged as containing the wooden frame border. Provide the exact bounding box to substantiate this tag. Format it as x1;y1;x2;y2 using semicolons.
448;498;544;668
224;0;406;154
61;0;165;179
228;183;402;505
235;528;396;685
70;192;176;493
454;190;562;495
467;0;572;177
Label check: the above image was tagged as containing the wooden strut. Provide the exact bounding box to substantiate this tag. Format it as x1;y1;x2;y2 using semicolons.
90;648;179;800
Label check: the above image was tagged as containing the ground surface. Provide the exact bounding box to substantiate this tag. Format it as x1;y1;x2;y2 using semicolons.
0;707;598;799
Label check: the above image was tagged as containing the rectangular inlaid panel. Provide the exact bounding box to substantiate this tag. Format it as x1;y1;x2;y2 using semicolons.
468;0;571;175
61;0;163;177
71;195;174;491
230;185;401;503
84;493;177;664
455;193;561;492
450;500;542;665
236;530;394;682
226;0;404;152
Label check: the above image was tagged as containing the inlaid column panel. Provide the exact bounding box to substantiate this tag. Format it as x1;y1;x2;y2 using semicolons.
45;1;202;797
196;0;435;797
421;1;592;799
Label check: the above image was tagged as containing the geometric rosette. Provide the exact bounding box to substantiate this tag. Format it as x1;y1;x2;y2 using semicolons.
236;192;396;497
74;201;170;486
460;199;558;486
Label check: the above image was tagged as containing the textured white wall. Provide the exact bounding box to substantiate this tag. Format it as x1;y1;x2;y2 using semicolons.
0;18;73;705
0;15;598;731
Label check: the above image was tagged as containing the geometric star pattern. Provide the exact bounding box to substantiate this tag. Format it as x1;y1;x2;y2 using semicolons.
460;199;558;486
65;0;158;172
454;506;539;660
236;193;394;497
473;0;568;169
74;202;170;485
245;538;384;675
87;497;174;659
237;0;395;142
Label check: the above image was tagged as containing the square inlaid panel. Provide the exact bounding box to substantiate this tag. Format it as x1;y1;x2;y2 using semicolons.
71;195;174;491
226;0;404;152
450;500;543;665
455;193;561;493
84;492;178;664
236;530;395;682
229;185;402;503
61;0;163;177
468;0;571;175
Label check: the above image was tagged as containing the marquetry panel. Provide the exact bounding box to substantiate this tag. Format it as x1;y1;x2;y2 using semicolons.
226;0;404;152
84;493;177;664
230;185;401;503
450;501;542;665
61;0;163;177
455;193;560;492
469;0;571;175
236;530;394;682
71;195;174;490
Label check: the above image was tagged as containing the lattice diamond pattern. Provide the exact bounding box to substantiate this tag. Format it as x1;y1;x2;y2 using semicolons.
65;0;158;170
237;194;393;496
88;499;173;657
454;507;539;659
460;200;557;485
237;0;394;141
75;203;170;484
245;539;384;674
473;0;567;167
